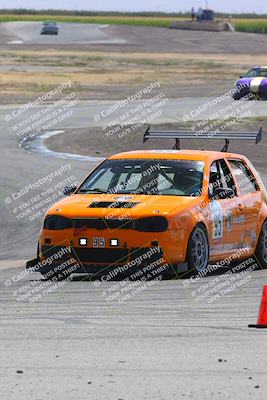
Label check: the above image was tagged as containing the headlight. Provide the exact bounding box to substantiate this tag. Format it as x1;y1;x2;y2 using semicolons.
44;215;72;230
134;217;168;232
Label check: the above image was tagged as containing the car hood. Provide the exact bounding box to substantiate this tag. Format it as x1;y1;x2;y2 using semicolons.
47;193;202;220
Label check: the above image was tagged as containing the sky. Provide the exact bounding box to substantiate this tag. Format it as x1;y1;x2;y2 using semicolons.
1;0;267;14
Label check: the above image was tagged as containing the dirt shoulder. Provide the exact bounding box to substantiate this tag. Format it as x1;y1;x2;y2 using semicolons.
45;120;267;173
0;49;265;104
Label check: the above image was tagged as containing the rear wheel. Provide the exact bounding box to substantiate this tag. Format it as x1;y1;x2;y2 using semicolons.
187;225;209;274
254;220;267;269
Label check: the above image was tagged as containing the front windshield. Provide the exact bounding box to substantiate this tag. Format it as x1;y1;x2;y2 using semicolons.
78;159;204;196
245;68;267;78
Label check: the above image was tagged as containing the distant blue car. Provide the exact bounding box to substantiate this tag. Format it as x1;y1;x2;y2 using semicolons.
41;22;58;35
233;67;267;100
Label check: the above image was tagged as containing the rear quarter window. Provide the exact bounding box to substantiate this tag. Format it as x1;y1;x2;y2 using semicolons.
228;159;259;195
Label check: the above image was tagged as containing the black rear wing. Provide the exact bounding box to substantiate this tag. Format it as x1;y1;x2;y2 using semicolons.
143;126;263;152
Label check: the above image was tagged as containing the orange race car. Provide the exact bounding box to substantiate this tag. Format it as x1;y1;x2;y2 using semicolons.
26;127;267;279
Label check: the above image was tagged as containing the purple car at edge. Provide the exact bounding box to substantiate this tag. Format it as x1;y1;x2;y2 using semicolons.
233;66;267;100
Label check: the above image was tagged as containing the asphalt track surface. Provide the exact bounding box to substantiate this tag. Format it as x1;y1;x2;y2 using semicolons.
2;21;267;55
3;21;126;45
16;96;267;123
1;23;267;400
1;263;267;400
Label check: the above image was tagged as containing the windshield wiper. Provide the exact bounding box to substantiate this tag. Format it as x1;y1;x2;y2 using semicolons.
79;188;107;194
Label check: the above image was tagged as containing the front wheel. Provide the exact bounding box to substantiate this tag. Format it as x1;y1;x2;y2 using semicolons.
187;225;209;274
232;85;250;100
254;220;267;269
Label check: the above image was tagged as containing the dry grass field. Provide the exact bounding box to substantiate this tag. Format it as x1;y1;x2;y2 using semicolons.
0;49;266;102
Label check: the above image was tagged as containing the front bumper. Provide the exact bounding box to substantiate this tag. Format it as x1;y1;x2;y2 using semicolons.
39;244;164;268
39;226;187;264
26;244;184;278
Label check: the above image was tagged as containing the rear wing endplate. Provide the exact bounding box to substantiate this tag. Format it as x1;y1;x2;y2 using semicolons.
143;126;263;152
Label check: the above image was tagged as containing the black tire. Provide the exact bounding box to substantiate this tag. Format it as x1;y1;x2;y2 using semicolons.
232;86;249;100
254;220;267;269
186;224;209;275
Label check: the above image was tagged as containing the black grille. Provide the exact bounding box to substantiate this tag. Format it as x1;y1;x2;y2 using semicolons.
89;201;138;209
41;245;163;266
73;248;129;264
73;218;133;230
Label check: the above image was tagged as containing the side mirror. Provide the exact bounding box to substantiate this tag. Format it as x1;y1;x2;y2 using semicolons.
212;187;235;200
63;186;77;196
